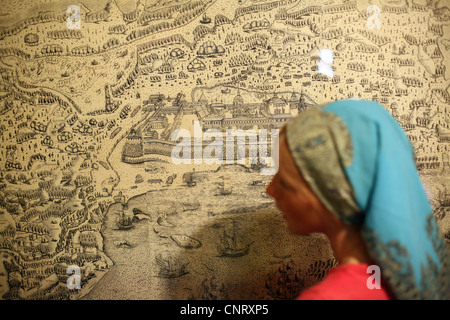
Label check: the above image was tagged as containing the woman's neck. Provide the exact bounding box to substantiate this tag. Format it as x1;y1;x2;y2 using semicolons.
324;223;373;265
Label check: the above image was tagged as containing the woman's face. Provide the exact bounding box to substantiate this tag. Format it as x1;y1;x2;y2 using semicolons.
266;132;329;235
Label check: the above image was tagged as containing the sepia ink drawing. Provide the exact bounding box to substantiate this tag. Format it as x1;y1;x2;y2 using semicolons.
0;0;449;300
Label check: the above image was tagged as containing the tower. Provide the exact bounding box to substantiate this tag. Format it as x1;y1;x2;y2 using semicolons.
122;129;143;161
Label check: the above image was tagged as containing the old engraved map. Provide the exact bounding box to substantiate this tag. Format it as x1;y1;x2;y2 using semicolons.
0;0;449;300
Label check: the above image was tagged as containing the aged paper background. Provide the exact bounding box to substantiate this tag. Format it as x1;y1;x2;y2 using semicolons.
0;0;449;299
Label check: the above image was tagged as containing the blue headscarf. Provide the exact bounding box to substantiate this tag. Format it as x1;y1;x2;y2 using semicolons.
285;99;449;299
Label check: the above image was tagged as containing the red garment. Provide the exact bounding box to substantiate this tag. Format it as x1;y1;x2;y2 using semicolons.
297;263;392;300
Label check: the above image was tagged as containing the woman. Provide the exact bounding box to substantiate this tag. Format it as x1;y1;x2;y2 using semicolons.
266;99;449;300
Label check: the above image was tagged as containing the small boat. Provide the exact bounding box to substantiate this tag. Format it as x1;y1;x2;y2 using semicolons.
200;13;211;24
133;207;152;221
157;212;174;227
250;180;269;186
170;234;202;249
117;49;128;58
165;173;176;186
153;226;169;238
182;201;200;211
113;240;131;248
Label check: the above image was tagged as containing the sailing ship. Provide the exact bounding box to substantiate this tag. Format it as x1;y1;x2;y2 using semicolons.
214;177;232;196
116;204;133;230
155;254;189;278
438;187;450;206
217;224;252;257
199;276;228;300
186;173;196;187
265;259;303;300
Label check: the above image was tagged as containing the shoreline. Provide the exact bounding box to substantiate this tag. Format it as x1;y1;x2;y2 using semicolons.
72;200;117;300
72;268;111;300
